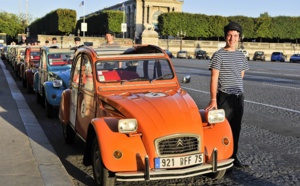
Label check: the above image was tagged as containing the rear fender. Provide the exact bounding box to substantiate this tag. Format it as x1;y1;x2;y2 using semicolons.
25;69;34;86
59;89;71;125
90;117;147;172
200;109;233;160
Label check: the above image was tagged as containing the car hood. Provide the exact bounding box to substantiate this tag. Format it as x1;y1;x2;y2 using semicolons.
51;69;71;85
103;88;203;150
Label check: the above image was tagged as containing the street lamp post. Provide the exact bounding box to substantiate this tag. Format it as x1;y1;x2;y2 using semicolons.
122;4;125;39
177;30;186;51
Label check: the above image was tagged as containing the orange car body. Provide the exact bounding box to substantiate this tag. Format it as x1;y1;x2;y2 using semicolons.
59;45;233;184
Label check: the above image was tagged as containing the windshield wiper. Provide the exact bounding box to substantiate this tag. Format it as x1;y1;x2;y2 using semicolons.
120;77;149;85
150;74;172;83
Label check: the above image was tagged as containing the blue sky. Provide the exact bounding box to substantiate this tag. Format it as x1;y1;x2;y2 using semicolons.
0;0;299;21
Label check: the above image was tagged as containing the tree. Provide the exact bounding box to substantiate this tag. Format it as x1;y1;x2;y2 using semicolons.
0;11;24;43
254;13;272;42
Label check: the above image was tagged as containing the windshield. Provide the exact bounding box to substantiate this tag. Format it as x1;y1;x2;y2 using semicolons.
48;53;73;66
96;59;174;83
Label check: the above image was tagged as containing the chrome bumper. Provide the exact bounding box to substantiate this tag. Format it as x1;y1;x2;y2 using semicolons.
116;149;234;182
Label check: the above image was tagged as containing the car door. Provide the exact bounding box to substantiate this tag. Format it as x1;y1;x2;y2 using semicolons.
75;54;95;139
37;50;46;94
69;54;82;128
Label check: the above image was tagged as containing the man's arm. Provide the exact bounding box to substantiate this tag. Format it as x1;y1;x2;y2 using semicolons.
241;70;245;78
205;68;219;110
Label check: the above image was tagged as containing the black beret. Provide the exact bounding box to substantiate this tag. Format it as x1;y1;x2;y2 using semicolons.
74;37;81;41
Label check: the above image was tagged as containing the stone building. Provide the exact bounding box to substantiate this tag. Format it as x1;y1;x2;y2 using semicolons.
85;0;183;43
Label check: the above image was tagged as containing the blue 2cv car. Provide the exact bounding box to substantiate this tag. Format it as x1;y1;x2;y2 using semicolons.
33;46;75;117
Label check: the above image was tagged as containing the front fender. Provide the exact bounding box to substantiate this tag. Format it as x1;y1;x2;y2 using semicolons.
43;81;64;107
200;110;233;160
91;117;147;172
59;89;71;125
33;71;40;93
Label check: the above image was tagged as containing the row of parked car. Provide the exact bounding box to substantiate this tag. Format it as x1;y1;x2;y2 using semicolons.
2;44;75;117
1;43;236;185
163;48;300;63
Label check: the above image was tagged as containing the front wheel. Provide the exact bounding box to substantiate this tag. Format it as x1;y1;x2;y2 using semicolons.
45;99;55;118
92;138;115;186
36;92;42;104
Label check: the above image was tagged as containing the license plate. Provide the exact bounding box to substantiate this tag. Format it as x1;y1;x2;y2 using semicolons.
155;153;204;169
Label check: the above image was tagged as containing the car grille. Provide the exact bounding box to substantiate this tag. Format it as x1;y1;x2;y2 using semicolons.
155;134;200;157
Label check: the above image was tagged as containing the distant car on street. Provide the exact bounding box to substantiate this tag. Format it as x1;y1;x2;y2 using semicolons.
289;54;300;63
164;49;173;58
253;51;266;61
271;52;286;62
195;50;210;60
177;50;189;59
239;49;250;61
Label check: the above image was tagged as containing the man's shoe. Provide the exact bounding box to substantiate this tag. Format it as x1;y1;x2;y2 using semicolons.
233;159;251;169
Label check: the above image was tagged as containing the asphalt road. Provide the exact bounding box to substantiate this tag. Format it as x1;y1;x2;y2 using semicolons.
4;58;300;186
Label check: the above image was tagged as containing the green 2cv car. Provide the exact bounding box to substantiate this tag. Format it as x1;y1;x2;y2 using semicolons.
59;45;234;185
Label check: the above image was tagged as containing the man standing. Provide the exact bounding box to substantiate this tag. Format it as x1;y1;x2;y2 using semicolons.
74;37;81;46
102;30;118;45
51;37;59;48
205;21;250;169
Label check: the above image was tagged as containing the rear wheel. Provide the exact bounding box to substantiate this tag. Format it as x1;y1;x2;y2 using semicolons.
62;124;75;144
92;138;115;186
22;77;27;88
27;82;33;94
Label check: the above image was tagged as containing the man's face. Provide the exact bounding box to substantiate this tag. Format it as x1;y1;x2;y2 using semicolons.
225;30;240;48
105;34;114;43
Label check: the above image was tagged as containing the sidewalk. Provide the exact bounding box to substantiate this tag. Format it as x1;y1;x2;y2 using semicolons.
0;59;74;186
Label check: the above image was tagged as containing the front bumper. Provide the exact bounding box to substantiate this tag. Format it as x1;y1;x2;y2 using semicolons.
116;153;234;182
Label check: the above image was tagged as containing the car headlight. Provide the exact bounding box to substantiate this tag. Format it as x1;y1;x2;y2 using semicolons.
207;109;225;124
118;119;138;133
53;80;63;88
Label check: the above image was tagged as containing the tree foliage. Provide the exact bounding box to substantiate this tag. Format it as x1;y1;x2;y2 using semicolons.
29;9;76;36
76;10;123;36
158;12;300;42
0;11;24;41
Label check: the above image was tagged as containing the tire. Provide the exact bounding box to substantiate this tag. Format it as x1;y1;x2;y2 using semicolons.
92;138;115;186
206;169;226;180
22;77;27;88
27;82;33;94
36;92;42;104
62;124;75;144
45;99;54;118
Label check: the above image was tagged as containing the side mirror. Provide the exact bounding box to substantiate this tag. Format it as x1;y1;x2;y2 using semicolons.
181;75;191;84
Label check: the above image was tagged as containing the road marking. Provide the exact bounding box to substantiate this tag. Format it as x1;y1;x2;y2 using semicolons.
263;83;300;90
182;87;300;114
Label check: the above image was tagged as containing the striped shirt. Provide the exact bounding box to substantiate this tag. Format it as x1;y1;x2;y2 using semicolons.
208;48;249;95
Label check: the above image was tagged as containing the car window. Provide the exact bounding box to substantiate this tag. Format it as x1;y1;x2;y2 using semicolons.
96;59;173;83
48;53;73;66
82;56;94;91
